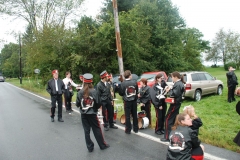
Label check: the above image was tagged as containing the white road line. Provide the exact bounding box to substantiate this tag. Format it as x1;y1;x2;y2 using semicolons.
6;83;227;160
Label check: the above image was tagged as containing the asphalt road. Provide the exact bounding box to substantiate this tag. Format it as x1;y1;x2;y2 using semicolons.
0;82;239;160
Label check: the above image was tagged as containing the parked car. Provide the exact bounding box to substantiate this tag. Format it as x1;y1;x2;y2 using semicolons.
0;76;4;82
166;71;223;101
137;71;167;88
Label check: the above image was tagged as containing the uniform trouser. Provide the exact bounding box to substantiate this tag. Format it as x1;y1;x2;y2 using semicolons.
64;91;72;110
112;101;115;121
81;114;107;150
50;94;63;118
124;100;138;133
164;103;181;140
140;101;152;125
101;99;114;127
155;101;167;132
228;85;236;102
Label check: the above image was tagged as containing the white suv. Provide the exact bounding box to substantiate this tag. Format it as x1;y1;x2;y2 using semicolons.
166;71;223;101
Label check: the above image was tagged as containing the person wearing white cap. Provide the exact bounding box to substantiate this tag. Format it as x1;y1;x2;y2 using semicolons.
76;73;110;152
226;66;238;103
46;70;65;122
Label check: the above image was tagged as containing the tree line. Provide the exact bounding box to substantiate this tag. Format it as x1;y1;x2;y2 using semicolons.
0;0;210;85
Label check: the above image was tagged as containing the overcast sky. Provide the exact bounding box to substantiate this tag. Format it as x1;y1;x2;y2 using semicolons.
1;0;240;64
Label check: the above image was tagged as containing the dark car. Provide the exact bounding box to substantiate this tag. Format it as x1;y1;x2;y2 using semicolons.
0;76;5;82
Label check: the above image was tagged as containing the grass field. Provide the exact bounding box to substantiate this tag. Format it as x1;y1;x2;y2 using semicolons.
5;67;240;153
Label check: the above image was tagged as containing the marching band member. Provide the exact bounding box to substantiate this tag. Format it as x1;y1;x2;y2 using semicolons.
76;73;110;152
107;73;117;123
161;71;185;142
138;78;151;126
63;71;78;113
151;74;168;135
96;70;118;131
46;70;65;122
118;70;139;134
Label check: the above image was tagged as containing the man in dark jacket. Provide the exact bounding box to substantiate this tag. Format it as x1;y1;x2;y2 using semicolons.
118;70;139;134
226;66;238;103
96;70;118;131
46;70;65;122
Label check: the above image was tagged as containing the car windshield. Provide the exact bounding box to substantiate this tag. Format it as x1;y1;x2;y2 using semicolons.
138;74;155;82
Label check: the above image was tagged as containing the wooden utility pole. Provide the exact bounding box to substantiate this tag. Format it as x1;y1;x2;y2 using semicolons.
112;0;124;77
19;34;22;84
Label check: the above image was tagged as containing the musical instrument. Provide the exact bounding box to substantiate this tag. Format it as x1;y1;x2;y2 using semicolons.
138;117;149;129
235;87;240;96
165;97;175;104
113;110;117;121
120;114;126;124
138;111;146;118
156;86;169;100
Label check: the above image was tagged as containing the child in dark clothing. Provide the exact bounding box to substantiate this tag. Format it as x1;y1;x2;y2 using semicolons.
183;105;203;135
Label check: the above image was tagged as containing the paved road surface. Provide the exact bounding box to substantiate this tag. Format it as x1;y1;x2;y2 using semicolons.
0;82;239;160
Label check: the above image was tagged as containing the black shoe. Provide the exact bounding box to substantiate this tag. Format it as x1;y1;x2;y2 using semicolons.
104;126;109;131
155;131;163;135
160;138;169;142
88;148;94;152
125;131;131;134
110;125;118;129
233;99;236;101
134;130;138;133
101;144;110;150
160;130;165;134
58;118;64;122
51;117;54;122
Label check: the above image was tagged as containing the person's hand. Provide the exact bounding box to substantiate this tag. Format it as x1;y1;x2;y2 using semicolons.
159;106;163;110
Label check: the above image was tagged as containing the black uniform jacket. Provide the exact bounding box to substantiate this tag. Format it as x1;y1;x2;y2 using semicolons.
96;81;112;101
138;85;151;104
167;126;201;160
226;71;238;87
118;79;138;101
168;80;185;104
151;80;168;108
76;88;101;114
46;78;65;95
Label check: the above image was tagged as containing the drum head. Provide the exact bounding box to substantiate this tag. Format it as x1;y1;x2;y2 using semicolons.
120;114;125;124
142;117;149;128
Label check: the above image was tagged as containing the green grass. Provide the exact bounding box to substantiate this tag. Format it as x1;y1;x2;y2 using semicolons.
6;68;240;152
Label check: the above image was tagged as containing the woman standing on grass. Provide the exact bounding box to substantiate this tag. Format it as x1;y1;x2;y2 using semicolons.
166;113;204;160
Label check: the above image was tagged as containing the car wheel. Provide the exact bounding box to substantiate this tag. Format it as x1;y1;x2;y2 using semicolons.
217;86;223;95
194;90;201;101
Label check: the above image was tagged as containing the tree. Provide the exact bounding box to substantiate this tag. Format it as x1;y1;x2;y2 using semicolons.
206;28;240;68
0;43;20;77
0;0;85;32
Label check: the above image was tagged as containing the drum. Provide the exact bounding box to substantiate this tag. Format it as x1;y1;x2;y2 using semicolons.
120;114;125;124
138;111;146;118
165;97;175;104
235;87;240;96
138;117;149;129
113;111;117;121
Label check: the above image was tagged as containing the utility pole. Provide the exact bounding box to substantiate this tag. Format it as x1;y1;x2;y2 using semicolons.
19;34;22;84
112;0;124;77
